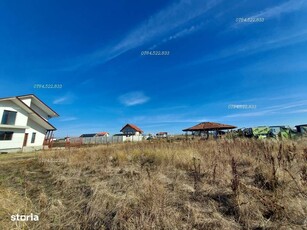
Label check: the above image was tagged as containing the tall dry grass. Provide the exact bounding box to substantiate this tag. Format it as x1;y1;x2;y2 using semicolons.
1;138;306;229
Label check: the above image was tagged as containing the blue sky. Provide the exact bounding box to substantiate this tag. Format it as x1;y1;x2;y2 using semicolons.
0;0;307;137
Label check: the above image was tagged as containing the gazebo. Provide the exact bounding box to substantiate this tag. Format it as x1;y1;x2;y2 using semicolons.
183;122;237;139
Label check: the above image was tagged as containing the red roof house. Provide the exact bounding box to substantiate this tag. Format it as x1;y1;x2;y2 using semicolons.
120;124;143;136
96;132;109;137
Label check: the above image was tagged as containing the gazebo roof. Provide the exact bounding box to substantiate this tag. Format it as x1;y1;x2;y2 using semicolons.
183;122;236;132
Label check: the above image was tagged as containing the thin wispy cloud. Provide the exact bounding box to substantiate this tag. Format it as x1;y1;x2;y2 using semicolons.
190;29;307;66
150;22;206;49
53;97;68;104
53;93;76;105
59;116;78;122
119;91;150;106
120;114;209;124
62;0;220;71
238;57;307;76
285;109;307;114
226;100;307;118
112;0;219;52
231;0;307;30
250;0;306;19
230;94;307;104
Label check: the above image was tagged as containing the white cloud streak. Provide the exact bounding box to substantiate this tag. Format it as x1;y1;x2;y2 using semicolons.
112;0;218;52
150;22;206;49
119;91;150;106
53;93;76;105
119;113;210;124
231;0;307;30
63;0;220;71
226;100;307;118
191;29;307;65
59;116;78;122
250;0;306;19
53;97;68;104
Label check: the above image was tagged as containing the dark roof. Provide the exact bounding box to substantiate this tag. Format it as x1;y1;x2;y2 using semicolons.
183;122;237;131
295;124;307;127
113;133;126;136
120;124;143;133
156;132;168;135
80;134;96;138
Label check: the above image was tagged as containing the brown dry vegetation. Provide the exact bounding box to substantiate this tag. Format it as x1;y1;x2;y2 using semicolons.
0;139;307;229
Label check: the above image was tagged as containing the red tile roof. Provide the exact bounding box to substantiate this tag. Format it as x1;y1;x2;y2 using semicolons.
120;124;143;133
96;132;109;136
183;122;236;131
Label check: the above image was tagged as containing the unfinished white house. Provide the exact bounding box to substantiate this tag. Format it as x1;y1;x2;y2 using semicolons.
0;94;59;153
120;123;143;136
119;123;144;142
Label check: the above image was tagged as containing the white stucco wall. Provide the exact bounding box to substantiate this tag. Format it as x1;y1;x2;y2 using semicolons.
0;100;48;151
25;119;47;147
0;101;28;151
125;136;143;141
20;98;32;107
30;103;49;120
0;98;58;152
0;128;25;150
0;101;29;126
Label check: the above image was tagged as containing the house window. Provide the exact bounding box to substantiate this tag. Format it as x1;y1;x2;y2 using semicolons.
1;110;17;125
0;131;13;140
31;132;36;143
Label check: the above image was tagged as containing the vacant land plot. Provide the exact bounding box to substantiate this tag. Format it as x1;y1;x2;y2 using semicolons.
0;139;306;229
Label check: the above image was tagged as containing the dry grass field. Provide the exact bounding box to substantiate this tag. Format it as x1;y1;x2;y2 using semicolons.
0;139;306;229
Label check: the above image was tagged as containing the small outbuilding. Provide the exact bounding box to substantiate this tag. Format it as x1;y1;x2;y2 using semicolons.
156;132;168;138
